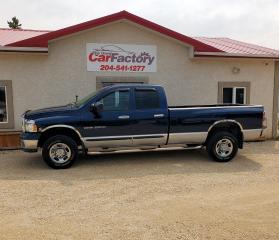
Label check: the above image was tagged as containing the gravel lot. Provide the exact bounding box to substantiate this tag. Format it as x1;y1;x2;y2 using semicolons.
0;141;279;240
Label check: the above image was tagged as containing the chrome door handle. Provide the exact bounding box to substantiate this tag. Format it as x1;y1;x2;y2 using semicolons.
154;114;165;118
118;115;130;119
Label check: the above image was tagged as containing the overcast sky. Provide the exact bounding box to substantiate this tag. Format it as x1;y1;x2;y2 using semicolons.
1;0;279;49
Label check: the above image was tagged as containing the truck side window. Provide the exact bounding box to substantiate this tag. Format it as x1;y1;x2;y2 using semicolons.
100;90;130;111
135;89;160;110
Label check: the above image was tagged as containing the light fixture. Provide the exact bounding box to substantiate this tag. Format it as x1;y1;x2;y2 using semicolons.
232;66;240;74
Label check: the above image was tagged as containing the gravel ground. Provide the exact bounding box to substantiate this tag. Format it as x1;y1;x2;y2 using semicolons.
0;141;279;240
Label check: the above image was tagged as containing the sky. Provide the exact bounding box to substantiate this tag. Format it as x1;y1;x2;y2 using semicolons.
1;0;279;49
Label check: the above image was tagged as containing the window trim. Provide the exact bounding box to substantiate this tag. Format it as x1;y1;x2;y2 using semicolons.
218;82;250;104
0;80;14;129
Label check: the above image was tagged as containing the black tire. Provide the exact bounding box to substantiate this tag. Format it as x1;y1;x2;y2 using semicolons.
42;135;78;169
206;131;238;162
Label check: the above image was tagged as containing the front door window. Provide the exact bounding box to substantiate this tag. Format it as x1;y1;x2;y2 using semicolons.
99;90;130;111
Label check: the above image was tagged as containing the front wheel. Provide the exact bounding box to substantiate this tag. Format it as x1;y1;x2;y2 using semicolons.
206;131;238;162
42;135;78;169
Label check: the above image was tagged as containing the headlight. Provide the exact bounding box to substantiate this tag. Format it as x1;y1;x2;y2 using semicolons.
24;120;38;132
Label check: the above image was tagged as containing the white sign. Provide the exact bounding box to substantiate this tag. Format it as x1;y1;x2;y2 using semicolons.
86;43;157;72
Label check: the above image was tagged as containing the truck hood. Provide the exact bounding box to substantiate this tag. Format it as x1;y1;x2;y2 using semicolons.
23;104;78;120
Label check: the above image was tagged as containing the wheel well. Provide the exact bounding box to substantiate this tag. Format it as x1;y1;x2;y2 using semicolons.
206;122;243;148
38;127;83;148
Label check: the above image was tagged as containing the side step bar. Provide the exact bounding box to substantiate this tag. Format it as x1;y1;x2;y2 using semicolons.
87;145;203;155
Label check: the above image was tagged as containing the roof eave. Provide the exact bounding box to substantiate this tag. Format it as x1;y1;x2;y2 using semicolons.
194;52;279;59
0;46;48;53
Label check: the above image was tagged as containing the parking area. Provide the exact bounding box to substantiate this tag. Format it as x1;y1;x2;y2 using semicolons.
0;141;279;240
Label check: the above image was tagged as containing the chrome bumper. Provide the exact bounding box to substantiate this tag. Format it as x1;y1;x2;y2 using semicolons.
243;129;264;141
21;139;38;152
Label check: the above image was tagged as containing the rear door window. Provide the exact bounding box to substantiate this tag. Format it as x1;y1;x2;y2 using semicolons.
135;89;160;110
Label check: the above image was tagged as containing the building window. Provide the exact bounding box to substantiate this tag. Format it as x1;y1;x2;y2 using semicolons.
223;87;246;104
0;80;14;129
96;76;148;90
218;82;250;104
0;86;8;123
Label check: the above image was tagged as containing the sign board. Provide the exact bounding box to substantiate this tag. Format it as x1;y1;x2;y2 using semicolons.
86;43;157;72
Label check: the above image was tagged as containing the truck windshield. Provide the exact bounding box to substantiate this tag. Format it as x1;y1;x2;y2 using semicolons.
75;91;98;107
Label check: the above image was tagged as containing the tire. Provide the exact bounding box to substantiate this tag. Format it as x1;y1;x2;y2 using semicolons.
206;131;238;162
42;135;78;169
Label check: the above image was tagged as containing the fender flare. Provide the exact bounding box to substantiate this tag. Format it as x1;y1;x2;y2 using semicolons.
206;120;244;148
207;119;243;133
40;124;86;150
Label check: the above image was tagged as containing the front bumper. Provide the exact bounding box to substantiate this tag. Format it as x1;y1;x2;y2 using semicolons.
21;140;38;152
21;132;40;152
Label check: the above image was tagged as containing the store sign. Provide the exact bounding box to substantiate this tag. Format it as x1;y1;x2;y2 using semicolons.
86;43;157;72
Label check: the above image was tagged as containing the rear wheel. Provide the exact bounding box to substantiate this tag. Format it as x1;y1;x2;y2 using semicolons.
206;131;238;162
42;135;78;169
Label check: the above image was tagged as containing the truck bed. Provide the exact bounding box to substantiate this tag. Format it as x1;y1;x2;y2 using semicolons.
168;104;260;109
167;104;264;144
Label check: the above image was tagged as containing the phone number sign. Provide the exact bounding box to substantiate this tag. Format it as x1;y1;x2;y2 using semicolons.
86;43;157;72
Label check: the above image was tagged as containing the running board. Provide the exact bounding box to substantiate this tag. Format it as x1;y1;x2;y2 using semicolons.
87;145;203;155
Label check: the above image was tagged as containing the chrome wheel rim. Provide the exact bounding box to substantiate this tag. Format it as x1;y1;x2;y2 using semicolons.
49;143;72;164
215;138;233;158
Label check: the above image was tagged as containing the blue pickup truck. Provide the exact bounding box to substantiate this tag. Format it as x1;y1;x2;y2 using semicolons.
21;84;265;169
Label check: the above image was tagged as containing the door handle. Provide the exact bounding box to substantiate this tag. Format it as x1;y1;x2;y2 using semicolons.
118;115;130;119
154;114;165;118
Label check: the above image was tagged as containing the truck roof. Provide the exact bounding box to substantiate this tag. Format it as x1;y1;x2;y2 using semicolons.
103;84;161;89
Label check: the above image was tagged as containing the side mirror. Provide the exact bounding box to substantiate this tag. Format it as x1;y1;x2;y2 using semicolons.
90;102;103;117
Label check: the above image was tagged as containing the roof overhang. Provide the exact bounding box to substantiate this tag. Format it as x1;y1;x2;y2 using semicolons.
0;46;48;53
195;52;279;60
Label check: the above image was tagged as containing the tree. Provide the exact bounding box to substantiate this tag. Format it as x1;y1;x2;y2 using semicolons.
7;17;22;29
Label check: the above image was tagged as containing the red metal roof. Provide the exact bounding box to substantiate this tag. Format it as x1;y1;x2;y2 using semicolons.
5;11;221;52
194;37;279;56
0;28;50;46
1;11;279;58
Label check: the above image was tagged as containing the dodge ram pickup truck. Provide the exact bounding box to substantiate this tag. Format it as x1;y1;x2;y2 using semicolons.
21;84;266;169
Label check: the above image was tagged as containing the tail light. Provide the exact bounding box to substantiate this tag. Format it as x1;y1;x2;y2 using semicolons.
262;111;267;129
